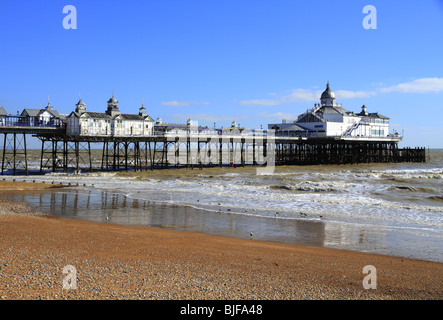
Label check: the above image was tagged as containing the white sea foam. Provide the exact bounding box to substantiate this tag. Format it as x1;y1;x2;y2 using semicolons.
6;162;443;231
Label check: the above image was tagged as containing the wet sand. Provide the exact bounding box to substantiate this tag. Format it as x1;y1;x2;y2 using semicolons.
0;179;65;190
0;181;442;300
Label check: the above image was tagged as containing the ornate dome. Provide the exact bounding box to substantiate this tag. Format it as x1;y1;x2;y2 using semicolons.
321;82;336;100
108;96;118;104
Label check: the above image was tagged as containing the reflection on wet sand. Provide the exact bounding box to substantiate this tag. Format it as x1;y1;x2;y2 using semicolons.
7;187;418;260
10;188;330;246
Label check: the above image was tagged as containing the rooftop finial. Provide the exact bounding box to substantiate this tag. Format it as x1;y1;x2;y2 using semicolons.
46;94;52;110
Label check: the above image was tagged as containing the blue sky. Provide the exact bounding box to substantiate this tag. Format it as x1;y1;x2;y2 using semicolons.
0;0;442;148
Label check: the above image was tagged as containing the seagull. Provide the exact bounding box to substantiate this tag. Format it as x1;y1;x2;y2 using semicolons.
249;232;253;238
105;216;109;221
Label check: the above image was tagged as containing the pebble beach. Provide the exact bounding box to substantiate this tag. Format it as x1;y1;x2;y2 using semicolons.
0;181;442;300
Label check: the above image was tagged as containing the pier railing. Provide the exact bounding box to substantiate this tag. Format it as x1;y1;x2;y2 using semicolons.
0;117;65;128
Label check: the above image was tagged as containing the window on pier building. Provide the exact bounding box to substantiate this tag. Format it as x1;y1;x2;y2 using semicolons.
370;118;388;124
371;129;384;136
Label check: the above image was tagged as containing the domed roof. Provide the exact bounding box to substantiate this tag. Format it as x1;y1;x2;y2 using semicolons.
76;99;86;106
321;82;336;100
108;95;118;104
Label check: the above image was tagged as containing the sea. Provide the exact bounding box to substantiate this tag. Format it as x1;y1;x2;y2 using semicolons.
2;149;442;263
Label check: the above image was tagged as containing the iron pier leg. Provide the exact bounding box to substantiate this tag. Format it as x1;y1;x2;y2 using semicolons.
12;133;16;175
1;133;6;175
101;141;106;170
39;138;44;173
149;141;153;170
75;141;80;173
88;142;92;172
23;133;28;176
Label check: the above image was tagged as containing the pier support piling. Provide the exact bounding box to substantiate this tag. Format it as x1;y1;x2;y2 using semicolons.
1;132;28;175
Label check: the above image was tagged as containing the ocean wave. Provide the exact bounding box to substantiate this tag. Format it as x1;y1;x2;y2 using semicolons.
269;184;344;193
391;185;439;193
428;195;443;203
376;168;443;180
6;166;443;228
269;185;293;191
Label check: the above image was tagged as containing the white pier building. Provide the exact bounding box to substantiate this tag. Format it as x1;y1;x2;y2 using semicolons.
66;95;154;137
268;83;400;141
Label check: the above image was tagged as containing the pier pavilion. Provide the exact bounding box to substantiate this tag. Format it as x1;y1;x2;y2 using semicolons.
268;82;399;140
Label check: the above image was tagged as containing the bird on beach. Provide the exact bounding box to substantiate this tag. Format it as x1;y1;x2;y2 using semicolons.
105;216;109;221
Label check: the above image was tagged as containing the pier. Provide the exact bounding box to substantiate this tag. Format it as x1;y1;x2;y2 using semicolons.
0;124;426;175
0;88;427;176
